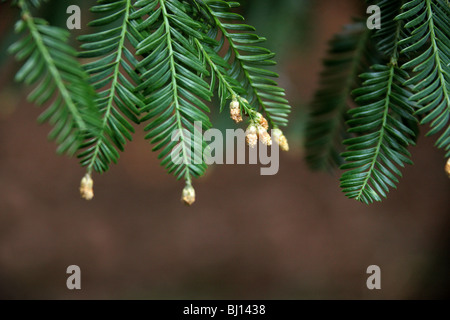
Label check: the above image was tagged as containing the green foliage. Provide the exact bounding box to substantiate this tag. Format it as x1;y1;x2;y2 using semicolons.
341;64;417;203
306;0;449;204
76;0;292;188
204;0;291;128
6;0;292;202
305;21;375;170
398;0;450;157
134;0;213;183
373;0;406;58
77;0;142;174
9;0;100;156
340;0;416;204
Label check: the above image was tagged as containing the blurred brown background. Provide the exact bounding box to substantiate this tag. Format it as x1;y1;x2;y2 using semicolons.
0;0;449;299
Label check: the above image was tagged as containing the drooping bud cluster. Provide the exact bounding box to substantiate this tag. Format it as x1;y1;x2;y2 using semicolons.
446;158;450;178
80;173;94;200
181;183;196;205
244;112;271;146
229;99;242;123
244;112;273;147
272;128;289;151
245;124;258;148
234;100;286;150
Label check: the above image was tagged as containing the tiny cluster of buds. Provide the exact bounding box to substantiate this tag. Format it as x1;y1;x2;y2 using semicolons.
244;115;291;150
272;128;289;151
80;173;94;200
229;99;243;123
181;183;196;205
230;98;289;151
245;112;272;147
446;158;450;178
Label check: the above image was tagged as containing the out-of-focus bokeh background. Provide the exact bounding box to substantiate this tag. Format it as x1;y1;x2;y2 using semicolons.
0;0;449;299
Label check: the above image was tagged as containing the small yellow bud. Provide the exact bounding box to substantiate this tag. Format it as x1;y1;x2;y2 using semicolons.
260;118;269;130
445;158;450;178
230;100;239;109
229;100;243;123
80;173;94;200
245;124;258;148
181;184;195;205
278;135;289;151
272;128;289;151
257;126;272;146
255;112;269;130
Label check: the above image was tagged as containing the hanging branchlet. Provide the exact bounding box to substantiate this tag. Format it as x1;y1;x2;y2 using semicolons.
80;173;94;200
9;0;100;158
229;98;243;123
181;183;196;206
7;0;292;205
272;128;289;151
303;0;449;204
245;124;258;148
